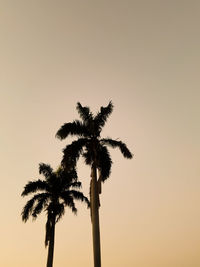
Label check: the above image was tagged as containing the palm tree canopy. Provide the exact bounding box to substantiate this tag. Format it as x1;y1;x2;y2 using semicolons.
56;101;133;182
21;163;89;246
56;101;133;181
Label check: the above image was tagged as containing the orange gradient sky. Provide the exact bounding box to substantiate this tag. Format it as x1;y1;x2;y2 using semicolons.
0;1;200;266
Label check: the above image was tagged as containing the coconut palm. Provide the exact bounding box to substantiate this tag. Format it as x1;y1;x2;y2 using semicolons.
21;163;89;267
56;101;133;267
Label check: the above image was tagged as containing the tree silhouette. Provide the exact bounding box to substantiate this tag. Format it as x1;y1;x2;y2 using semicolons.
56;101;132;267
21;163;89;267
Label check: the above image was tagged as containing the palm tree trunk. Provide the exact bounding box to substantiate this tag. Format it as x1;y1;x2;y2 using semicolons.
91;164;101;267
46;218;56;267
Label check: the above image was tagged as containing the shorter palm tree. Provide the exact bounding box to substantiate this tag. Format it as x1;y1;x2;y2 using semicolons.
21;163;89;267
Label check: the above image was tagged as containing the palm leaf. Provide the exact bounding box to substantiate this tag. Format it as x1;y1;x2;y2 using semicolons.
39;163;53;179
76;102;93;123
32;193;49;218
55;203;65;222
21;198;35;222
82;143;94;165
101;138;133;158
58;167;78;182
62;138;88;169
61;194;77;214
94;101;113;131
21;193;48;222
21;179;48;196
69;190;90;208
96;145;112;182
56;120;87;139
67;181;82;189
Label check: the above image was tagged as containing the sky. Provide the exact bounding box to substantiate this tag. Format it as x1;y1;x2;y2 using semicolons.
0;0;200;266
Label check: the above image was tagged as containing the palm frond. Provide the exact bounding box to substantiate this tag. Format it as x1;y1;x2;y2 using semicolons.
69;190;90;208
58;167;78;181
61;194;78;214
94;101;114;132
101;138;133;158
21;179;48;196
39;163;53;179
76;102;93;123
55;203;65;222
62;138;88;169
21;198;35;222
82;143;94;165
56;120;87;140
70;202;77;214
68;181;82;189
21;193;48;222
32;193;49;218
97;145;112;182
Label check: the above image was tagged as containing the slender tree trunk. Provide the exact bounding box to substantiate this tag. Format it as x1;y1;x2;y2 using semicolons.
46;218;56;267
91;164;101;267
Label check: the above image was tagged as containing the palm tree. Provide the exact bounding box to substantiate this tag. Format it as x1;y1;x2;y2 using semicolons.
21;163;89;267
56;101;133;267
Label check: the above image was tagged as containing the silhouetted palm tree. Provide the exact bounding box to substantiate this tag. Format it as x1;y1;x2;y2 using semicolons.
56;101;132;267
21;163;89;267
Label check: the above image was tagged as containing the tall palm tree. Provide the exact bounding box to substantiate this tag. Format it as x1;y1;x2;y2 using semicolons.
56;101;133;267
21;163;89;267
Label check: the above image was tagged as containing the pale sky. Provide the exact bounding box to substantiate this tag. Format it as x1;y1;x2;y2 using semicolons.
0;1;200;266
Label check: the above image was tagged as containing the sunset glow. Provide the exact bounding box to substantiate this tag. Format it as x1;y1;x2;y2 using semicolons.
1;1;200;266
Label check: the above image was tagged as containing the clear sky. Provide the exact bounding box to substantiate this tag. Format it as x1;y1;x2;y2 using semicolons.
0;1;200;266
